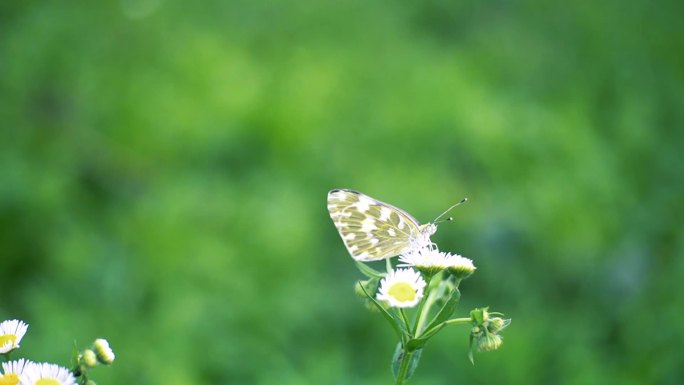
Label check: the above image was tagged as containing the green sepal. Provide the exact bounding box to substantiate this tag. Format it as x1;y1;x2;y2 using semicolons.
71;341;80;374
468;333;476;365
425;288;461;332
355;261;385;279
470;307;488;325
357;282;407;340
392;342;423;380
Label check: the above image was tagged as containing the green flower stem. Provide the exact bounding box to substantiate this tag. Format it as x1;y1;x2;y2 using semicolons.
395;347;415;385
419;317;472;341
412;275;433;336
414;278;444;336
443;317;472;326
399;309;412;335
358;282;404;341
422;277;462;332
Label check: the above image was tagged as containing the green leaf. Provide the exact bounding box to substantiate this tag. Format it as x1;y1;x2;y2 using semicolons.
391;342;402;378
355;261;385;279
392;342;423;380
470;307;489;325
406;337;428;352
429;276;454;307
357;282;406;339
425;288;461;332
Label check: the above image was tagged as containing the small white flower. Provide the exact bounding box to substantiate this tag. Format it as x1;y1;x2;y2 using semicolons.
376;268;426;308
445;254;476;279
20;362;76;385
0;358;30;385
398;247;452;274
0;320;28;354
93;338;115;365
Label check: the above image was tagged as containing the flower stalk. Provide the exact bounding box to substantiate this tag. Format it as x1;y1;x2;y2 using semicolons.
353;246;511;383
395;349;415;385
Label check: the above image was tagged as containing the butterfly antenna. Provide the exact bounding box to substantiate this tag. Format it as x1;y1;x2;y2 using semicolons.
433;198;468;223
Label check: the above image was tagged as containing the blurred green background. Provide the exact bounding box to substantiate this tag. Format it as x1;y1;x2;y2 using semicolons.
2;1;683;384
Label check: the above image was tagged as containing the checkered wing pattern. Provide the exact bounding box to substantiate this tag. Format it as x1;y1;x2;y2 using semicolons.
327;189;427;261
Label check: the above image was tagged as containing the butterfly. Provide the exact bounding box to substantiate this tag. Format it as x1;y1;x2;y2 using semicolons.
327;189;465;262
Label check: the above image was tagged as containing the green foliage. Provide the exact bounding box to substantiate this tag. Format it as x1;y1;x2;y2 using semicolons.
392;343;422;381
1;0;683;384
425;287;461;332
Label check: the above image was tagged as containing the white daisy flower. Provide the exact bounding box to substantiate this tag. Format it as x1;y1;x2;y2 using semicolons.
376;268;427;308
398;248;454;275
445;253;476;279
93;339;115;365
0;320;28;354
20;362;76;385
0;358;30;385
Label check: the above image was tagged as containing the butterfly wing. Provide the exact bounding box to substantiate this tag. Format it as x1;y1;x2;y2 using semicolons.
327;189;424;261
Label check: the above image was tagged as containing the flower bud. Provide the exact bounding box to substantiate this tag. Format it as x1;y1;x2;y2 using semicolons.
354;279;383;312
476;333;503;352
469;308;510;359
354;278;379;298
93;339;115;365
82;349;98;368
487;317;511;334
446;254;476;280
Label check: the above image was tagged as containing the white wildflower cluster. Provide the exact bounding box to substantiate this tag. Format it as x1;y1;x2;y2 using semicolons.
398;247;476;280
0;319;115;385
328;189;511;382
376;246;476;309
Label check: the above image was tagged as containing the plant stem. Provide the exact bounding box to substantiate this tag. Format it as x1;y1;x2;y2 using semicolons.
395;346;414;385
444;317;471;326
399;309;411;335
412;275;432;336
418;317;472;341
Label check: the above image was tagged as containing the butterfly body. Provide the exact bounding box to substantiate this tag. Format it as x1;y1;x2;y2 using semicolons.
327;189;437;261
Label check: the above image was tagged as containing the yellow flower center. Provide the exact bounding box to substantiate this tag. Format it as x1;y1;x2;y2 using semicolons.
0;373;20;385
0;335;17;348
36;379;61;385
388;282;416;302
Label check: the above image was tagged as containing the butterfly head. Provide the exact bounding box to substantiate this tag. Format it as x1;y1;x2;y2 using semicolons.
421;223;437;236
409;223;437;251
